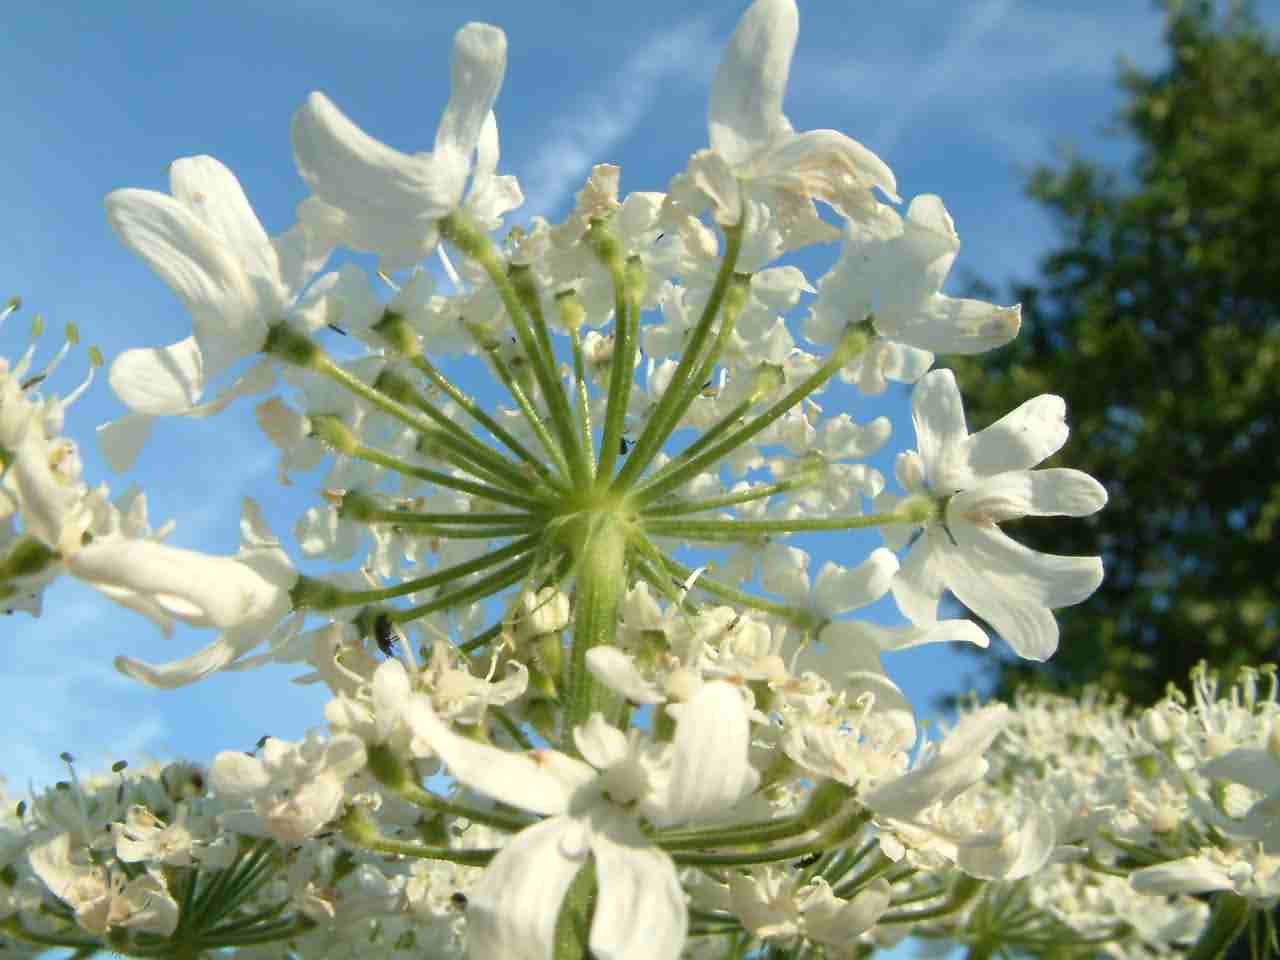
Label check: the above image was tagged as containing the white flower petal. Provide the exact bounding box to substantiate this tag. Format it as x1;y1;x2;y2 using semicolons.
956;807;1055;880
911;370;969;488
467;817;586;960
661;682;759;825
962;393;1069;476
113;631;245;688
210;750;272;796
945;523;1103;661
96;413;155;473
863;705;1008;820
435;24;507;158
951;469;1107;522
109;337;204;416
574;714;630;771
68;539;292;632
812;547;898;618
1130;857;1234;896
891;530;949;626
290;93;459;260
168;156;278;295
803;877;891;946
586;646;665;705
589;829;686;960
709;0;798;166
105;189;266;379
415;706;586;816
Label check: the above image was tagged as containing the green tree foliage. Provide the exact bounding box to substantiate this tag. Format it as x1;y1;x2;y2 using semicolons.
954;0;1280;705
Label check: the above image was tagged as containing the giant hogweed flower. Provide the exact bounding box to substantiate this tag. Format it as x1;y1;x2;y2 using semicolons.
415;682;759;960
676;0;898;239
102;155;336;469
290;23;521;272
880;369;1107;660
66;1;1135;957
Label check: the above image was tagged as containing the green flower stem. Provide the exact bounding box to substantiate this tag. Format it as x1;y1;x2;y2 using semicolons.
392;553;537;624
1096;830;1164;866
458;621;504;653
442;212;589;488
345;442;545;512
819;841;877;888
626;531;696;613
195;917;314;948
879;876;985;925
642;474;817;517
509;264;563;403
636;389;760;496
410;355;568;493
454;548;573;653
483;345;574;481
179;841;277;939
650;554;818;628
491;706;535;751
397;779;536;833
670;837;831;868
881;882;950;909
612;221;744;490
687;922;743;937
1188;892;1251;960
568;326;596;476
634;272;749;483
1082;855;1129;878
632;328;867;508
376;371;563;499
565;511;628;731
348;508;539;540
653;813;820;851
592;229;638;482
371;362;547;493
413;429;533;495
314;355;529;490
357;832;495;866
832;851;898;899
355;510;538;527
199;899;291;937
383;523;540;540
511;263;595;487
644;507;918;540
293;536;540;611
631;557;698;616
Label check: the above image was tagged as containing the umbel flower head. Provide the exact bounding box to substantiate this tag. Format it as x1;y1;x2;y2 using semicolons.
20;1;1143;959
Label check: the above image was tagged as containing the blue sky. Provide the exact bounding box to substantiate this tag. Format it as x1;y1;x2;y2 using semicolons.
2;0;1256;792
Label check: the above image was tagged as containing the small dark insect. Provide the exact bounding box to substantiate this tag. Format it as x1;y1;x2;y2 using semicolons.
450;892;469;909
795;852;821;869
619;436;631;455
375;613;401;658
327;323;349;335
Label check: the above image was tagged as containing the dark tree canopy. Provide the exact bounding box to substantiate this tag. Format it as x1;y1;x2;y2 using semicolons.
953;0;1280;705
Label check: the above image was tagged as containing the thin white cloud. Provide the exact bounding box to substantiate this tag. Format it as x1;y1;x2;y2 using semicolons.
871;0;1016;155
800;3;1167;162
516;16;719;219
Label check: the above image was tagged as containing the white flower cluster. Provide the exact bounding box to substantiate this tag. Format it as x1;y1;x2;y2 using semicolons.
3;0;1273;958
3;664;1274;958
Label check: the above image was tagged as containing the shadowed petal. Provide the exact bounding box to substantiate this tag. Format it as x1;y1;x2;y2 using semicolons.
709;0;798;165
467;817;586;960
